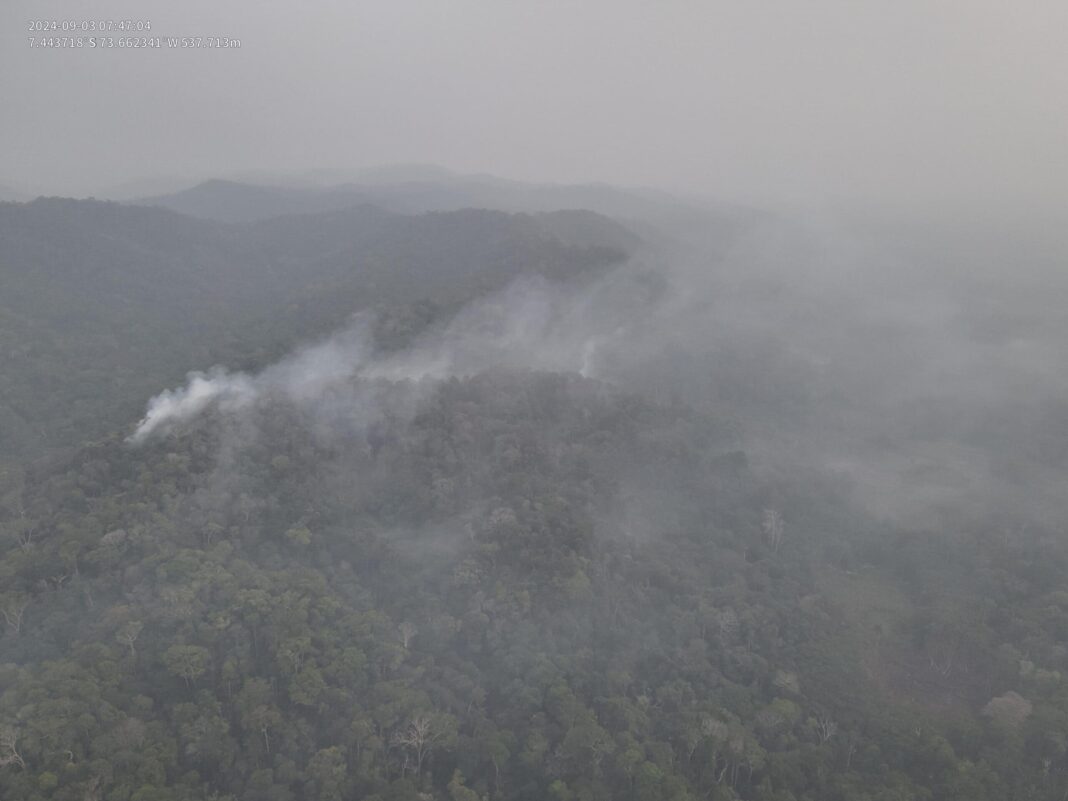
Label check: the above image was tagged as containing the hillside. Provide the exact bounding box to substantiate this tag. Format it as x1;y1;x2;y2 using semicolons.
1;189;1067;801
0;199;633;461
0;358;1064;801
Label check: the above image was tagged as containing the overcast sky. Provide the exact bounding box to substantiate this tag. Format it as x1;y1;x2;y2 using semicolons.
2;0;1066;216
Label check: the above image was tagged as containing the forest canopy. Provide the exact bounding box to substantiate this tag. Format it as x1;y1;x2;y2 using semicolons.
1;184;1067;801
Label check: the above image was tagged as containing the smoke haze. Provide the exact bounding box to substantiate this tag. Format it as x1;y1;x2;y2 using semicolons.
129;272;639;443
121;197;1068;540
4;0;1067;221
7;3;1068;801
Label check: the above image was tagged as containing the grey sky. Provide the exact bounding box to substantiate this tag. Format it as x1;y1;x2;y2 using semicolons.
3;0;1066;214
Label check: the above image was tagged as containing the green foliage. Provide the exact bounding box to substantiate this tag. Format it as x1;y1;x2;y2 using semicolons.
0;199;629;463
0;353;1065;800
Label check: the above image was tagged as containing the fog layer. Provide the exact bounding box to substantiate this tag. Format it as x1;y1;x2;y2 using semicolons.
3;0;1067;218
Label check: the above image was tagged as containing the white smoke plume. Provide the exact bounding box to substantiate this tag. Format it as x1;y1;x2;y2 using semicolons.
128;275;632;444
130;368;257;442
129;314;378;443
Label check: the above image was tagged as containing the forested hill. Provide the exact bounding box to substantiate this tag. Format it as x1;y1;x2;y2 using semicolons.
138;175;720;230
0;198;633;461
3;191;1068;801
1;363;1067;801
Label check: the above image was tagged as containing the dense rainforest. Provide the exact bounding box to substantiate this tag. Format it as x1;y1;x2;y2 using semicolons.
0;196;630;461
1;182;1068;801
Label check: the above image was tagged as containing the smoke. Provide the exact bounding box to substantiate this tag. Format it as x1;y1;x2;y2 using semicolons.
127;203;1068;536
130;368;257;442
129;315;378;442
129;273;639;444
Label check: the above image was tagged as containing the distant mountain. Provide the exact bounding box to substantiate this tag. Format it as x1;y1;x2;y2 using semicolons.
353;162;462;184
0;183;32;203
138;172;755;252
137;180;379;224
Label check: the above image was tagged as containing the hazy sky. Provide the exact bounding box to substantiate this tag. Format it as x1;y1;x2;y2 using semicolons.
3;0;1066;214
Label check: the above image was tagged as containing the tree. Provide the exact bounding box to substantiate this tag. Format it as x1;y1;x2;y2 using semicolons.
237;679;282;754
391;714;455;777
116;620;144;657
309;746;347;801
163;644;210;687
762;509;785;552
811;715;837;745
397;621;418;650
288;665;326;707
448;770;482;801
983;692;1032;729
0;727;25;770
0;595;28;635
